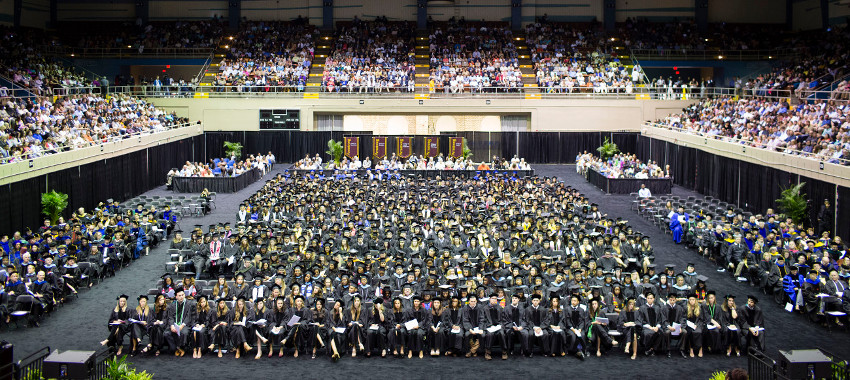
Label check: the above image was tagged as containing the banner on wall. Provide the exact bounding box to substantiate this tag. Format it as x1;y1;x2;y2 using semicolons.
424;137;439;158
373;136;387;159
449;137;464;159
344;136;359;159
397;137;413;159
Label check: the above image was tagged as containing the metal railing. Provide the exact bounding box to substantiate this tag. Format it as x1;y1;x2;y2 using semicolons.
41;45;215;59
630;47;797;61
0;121;198;165
14;346;50;380
646;121;850;167
748;348;792;380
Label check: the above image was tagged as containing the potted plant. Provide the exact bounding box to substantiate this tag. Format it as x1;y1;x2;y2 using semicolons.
776;182;808;225
597;137;620;160
223;141;243;160
462;139;473;160
41;190;68;224
326;139;343;166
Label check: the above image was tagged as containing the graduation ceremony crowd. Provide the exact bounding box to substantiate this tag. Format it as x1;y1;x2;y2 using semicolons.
1;197;180;327
575;152;670;179
661;198;850;329
97;165;771;362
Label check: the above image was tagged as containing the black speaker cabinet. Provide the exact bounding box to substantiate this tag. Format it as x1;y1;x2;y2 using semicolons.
778;349;833;380
42;350;96;380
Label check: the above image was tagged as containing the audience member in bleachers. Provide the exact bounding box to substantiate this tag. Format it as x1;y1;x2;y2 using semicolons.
576;152;668;179
175;153;275;177
429;21;521;93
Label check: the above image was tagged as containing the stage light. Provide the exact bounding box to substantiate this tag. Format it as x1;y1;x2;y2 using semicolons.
359;99;364;104
127;45;131;48
419;100;424;105
486;100;491;105
717;55;723;59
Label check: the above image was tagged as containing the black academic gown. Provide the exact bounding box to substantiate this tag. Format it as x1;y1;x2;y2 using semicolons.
738;305;765;352
165;300;196;351
442;307;464;352
345;306;370;352
638;303;665;352
522;305;550;355
191;308;212;349
502;303;528;353
285;306;312;352
482;303;507;351
106;308;130;348
702;302;723;353
403;306;430;352
388;309;408;352
564;305;588;354
461;305;484;351
226;307;255;347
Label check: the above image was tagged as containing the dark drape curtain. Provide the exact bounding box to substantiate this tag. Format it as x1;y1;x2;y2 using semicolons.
837;186;850;242
800;176;837;230
1;137;197;235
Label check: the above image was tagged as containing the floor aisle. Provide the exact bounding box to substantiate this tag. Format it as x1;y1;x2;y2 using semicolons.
4;165;847;379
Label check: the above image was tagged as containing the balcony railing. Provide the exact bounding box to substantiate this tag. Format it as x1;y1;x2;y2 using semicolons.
41;45;215;59
630;47;797;61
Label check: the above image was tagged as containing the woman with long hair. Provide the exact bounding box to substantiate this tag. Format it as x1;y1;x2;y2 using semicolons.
228;296;254;359
547;296;567;357
251;298;270;359
617;297;639;360
327;299;347;361
721;294;742;357
684;294;705;357
191;295;211;359
209;298;230;357
587;297;616;356
308;298;328;359
346;295;368;357
148;294;168;356
441;296;464;356
284;294;311;358
130;295;152;356
101;294;130;355
267;296;288;358
388;297;407;357
212;275;231;300
428;297;445;357
367;297;388;357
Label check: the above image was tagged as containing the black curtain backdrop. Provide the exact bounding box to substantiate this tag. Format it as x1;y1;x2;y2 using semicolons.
635;135;848;241
0;137;198;235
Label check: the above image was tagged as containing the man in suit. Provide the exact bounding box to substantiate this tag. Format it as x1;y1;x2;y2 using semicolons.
165;289;195;356
822;269;848;325
522;293;550;357
502;293;528;356
482;293;507;360
638;292;665;356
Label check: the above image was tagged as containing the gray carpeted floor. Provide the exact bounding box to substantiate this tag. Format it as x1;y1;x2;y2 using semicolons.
4;164;847;379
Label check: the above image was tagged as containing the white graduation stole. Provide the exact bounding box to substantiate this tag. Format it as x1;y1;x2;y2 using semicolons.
209;241;221;261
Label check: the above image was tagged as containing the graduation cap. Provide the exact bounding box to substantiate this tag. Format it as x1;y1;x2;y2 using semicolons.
696;275;709;282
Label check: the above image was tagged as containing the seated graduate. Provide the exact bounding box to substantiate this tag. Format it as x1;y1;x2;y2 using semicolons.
267;296;288;358
720;294;742;357
503;292;528;357
546;295;567;357
683;294;706;358
100;294;130;356
327;299;347;361
482;293;508;360
367;296;389;357
227;296;254;359
461;295;484;358
442;295;464;356
702;291;723;354
739;295;765;352
638;292;664;357
617;297;642;360
284;294;312;358
587;297;616;357
564;293;588;360
523;293;550;357
190;295;211;359
307;297;328;359
404;295;431;359
345;294;369;357
209;297;231;357
166;288;195;357
783;264;804;311
129;295;152;356
147;294;169;356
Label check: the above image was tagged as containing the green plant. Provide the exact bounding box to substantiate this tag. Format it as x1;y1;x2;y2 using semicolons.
326;139;343;165
41;190;68;224
223;141;243;160
461;139;472;160
776;182;808;225
105;355;152;380
20;368;43;380
707;370;726;380
597;137;620;160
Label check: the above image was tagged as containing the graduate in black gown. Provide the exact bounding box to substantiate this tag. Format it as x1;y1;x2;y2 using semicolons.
284;294;311;357
442;296;464;356
267;296;288;357
148;294;168;356
546;296;567;357
404;295;430;359
327;299;347;361
503;293;528;356
388;297;408;357
683;294;706;357
739;295;765;352
482;293;508;360
617;297;639;360
250;298;270;359
345;295;369;357
564;294;588;359
308;298;328;359
227;296;254;359
101;294;130;355
523;293;550;357
461;296;484;358
428;297;446;357
366;297;389;357
190;295;211;358
701;291;723;354
166;289;195;357
129;295;153;356
587;297;616;357
638;292;665;357
209;298;231;357
721;294;743;357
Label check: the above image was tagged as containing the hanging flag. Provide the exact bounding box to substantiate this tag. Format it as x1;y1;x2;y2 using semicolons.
397;137;413;159
344;136;359;159
449;137;464;159
424;136;439;158
373;136;388;159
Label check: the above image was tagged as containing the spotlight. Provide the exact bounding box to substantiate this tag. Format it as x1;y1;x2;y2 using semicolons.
717;55;723;59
